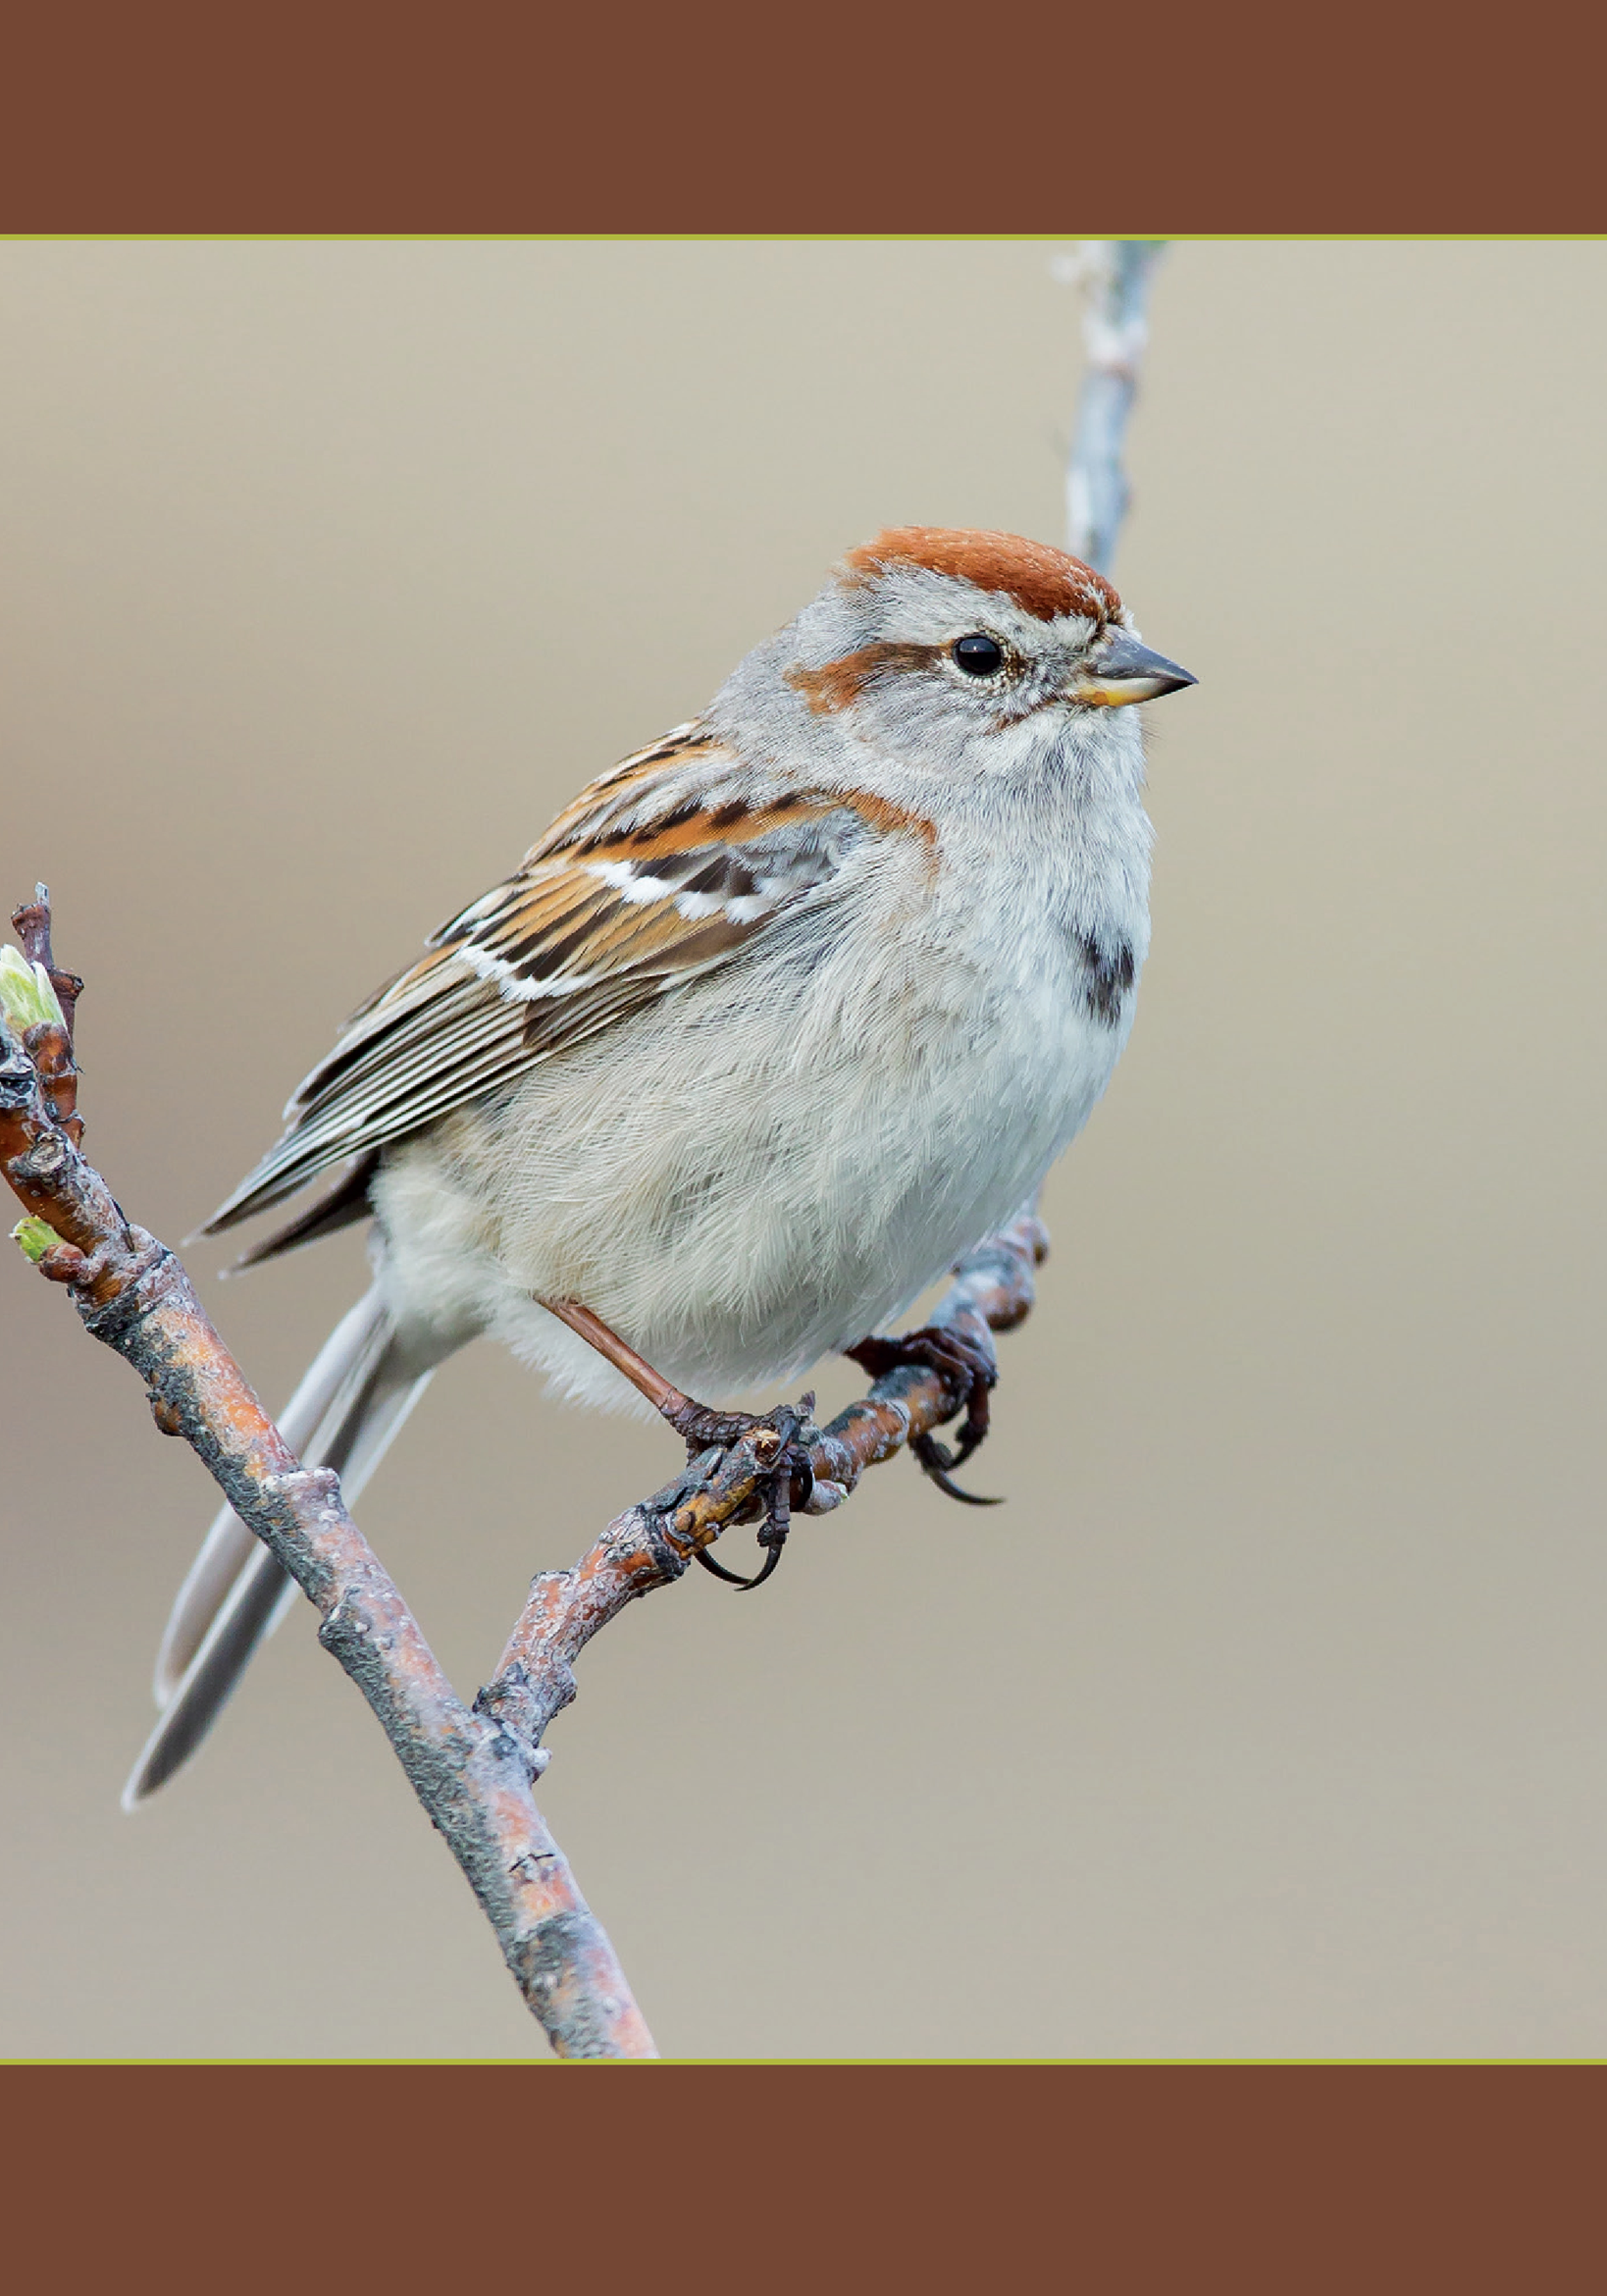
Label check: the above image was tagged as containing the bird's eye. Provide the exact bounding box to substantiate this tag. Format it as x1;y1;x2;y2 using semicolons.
952;633;1004;677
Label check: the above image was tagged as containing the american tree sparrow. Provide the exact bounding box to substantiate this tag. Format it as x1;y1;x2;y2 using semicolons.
128;527;1193;1804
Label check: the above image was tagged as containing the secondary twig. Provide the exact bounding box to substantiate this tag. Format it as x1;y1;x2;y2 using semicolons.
7;883;82;1141
1053;238;1166;575
2;892;1048;2057
479;1213;1048;1761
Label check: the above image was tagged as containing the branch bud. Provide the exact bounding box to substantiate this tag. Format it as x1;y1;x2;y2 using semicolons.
0;944;67;1035
11;1216;55;1264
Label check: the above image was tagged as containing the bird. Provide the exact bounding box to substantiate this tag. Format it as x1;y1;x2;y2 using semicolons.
126;525;1194;1806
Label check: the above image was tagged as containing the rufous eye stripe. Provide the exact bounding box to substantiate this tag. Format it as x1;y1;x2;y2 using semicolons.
786;643;940;715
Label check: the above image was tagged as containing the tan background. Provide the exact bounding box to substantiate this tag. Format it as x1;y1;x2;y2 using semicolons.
2;240;1605;2060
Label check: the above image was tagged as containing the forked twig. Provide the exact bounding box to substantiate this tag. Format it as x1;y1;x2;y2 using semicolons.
3;243;1166;2051
2;890;1049;2059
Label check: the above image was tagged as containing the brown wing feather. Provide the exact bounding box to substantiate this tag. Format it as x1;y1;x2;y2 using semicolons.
202;729;920;1238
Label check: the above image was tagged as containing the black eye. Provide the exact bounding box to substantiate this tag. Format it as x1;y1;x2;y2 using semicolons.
953;633;1004;676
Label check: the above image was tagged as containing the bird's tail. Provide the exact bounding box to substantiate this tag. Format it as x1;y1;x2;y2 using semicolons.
123;1283;435;1808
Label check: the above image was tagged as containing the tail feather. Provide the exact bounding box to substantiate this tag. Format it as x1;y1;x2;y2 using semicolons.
128;1548;297;1804
125;1284;438;1809
153;1285;397;1702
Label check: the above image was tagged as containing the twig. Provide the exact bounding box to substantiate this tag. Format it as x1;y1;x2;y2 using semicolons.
0;971;653;2057
8;884;82;1141
480;1214;1048;1759
2;893;1048;2057
1052;239;1166;575
5;258;1163;2050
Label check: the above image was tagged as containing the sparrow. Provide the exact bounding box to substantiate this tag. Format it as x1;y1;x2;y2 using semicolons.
127;525;1194;1805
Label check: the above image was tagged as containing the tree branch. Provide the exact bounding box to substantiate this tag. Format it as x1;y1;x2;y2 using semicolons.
1053;239;1166;575
3;890;1048;2057
1;938;653;2056
479;1213;1048;1761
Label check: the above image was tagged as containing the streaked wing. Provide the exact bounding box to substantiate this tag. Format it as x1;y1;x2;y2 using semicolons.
203;727;905;1235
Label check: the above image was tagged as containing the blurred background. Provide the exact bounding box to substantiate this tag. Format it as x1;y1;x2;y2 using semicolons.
2;240;1605;2060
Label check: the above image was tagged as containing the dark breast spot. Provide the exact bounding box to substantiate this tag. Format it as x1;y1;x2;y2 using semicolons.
1076;932;1135;1025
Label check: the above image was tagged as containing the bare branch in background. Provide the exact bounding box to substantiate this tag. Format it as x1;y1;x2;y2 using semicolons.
1053;239;1166;575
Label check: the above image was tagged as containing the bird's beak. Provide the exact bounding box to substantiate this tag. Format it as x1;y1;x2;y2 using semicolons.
1073;628;1197;707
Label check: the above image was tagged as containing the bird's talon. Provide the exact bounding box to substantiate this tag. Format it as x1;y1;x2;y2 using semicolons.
846;1326;1003;1506
910;1432;1004;1506
695;1542;785;1590
669;1391;814;1591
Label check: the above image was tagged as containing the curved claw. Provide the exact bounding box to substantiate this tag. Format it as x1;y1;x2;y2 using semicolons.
847;1327;1001;1505
789;1446;816;1516
739;1537;787;1591
695;1541;785;1589
690;1409;812;1591
924;1467;1005;1507
911;1432;1005;1506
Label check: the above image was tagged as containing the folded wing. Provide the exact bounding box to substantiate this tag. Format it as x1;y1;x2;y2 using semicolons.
203;727;893;1242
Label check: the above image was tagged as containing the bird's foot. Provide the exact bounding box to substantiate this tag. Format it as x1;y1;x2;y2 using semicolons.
663;1391;817;1591
844;1326;1002;1505
536;1297;817;1589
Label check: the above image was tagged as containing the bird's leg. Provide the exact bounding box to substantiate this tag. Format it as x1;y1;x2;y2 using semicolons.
538;1297;815;1589
843;1326;1002;1506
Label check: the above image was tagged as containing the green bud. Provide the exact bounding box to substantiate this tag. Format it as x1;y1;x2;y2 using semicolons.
11;1216;56;1264
0;944;66;1034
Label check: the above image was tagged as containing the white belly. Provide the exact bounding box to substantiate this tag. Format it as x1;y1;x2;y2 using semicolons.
371;894;1135;1413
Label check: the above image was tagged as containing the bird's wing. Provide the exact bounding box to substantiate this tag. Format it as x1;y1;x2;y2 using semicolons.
203;725;928;1236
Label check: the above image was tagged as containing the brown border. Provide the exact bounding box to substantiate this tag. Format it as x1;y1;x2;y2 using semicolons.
3;5;1602;2280
5;2064;1603;2281
2;5;1603;231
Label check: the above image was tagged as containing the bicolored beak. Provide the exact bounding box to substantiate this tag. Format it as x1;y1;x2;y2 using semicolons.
1073;628;1197;707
